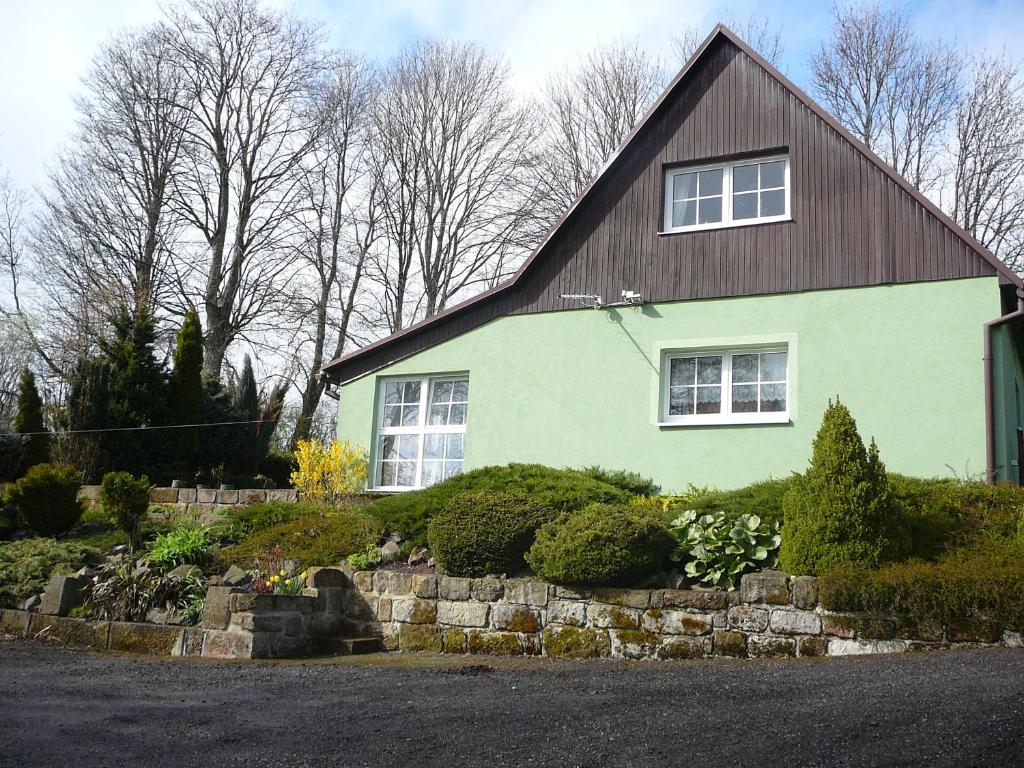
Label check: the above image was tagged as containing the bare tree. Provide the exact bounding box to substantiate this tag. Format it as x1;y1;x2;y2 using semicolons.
34;28;188;334
950;55;1024;268
162;0;326;377
534;39;664;225
372;40;539;325
285;54;379;446
672;15;785;66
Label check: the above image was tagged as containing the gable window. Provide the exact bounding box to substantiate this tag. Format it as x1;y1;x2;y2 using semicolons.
664;155;789;233
375;376;468;490
662;347;789;425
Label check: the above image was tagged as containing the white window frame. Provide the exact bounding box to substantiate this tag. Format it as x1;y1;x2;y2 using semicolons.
661;154;791;234
659;347;790;426
372;374;468;492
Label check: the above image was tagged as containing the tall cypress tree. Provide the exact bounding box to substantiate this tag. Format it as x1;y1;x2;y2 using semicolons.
227;355;261;477
168;311;204;474
13;369;48;474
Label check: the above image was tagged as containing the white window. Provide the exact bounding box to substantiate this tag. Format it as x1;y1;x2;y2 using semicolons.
375;376;468;490
663;155;790;233
662;348;789;425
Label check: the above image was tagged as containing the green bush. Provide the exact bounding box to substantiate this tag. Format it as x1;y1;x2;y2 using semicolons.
668;510;781;590
5;464;84;536
0;538;102;607
100;471;152;552
779;399;910;575
578;466;660;496
226;500;321;535
217;507;381;569
818;542;1024;632
682;477;793;528
147;524;214;571
367;463;630;546
259;450;297;488
428;491;557;577
526;503;674;587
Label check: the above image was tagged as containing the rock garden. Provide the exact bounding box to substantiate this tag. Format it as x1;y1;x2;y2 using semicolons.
2;399;1024;661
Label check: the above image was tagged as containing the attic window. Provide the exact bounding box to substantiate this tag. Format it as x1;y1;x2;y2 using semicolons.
663;155;790;233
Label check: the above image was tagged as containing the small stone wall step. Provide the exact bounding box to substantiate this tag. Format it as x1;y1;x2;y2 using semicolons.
313;636;383;655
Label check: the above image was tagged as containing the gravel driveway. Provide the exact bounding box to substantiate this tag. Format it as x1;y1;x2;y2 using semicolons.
1;639;1022;767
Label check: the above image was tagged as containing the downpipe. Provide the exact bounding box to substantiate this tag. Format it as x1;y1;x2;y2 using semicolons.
983;296;1024;484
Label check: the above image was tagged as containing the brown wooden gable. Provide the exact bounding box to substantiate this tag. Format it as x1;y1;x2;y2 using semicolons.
325;26;1020;384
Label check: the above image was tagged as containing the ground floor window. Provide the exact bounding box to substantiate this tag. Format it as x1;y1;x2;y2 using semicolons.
662;347;789;425
374;375;468;490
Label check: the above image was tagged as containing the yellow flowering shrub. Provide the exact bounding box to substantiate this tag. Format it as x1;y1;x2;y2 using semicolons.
290;439;369;504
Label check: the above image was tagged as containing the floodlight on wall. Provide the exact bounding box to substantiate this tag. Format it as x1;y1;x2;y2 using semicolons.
559;290;646;310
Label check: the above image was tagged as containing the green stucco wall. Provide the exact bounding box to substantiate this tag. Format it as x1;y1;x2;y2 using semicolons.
338;277;1001;493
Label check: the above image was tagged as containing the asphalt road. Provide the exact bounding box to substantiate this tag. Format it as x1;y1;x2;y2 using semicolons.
1;639;1022;768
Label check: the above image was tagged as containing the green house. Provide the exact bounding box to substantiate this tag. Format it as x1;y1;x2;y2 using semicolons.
323;26;1024;493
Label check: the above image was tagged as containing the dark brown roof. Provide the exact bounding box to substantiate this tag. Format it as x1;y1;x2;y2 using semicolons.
324;24;1021;384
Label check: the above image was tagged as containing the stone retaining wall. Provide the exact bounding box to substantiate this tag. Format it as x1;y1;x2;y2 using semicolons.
342;569;1024;659
78;486;298;522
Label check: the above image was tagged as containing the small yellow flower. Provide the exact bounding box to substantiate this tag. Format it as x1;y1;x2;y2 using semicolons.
279;569;286;577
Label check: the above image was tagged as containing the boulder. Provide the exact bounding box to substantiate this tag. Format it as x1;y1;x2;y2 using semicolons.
19;595;41;612
408;546;429;566
380;540;401;563
166;564;203;581
38;574;90;617
221;565;253;588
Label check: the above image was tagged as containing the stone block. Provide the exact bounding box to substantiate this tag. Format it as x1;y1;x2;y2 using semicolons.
39;574;90;617
202;629;254;659
552;586;592;600
821;613;858;639
827;638;907;656
352;571;374;592
217;489;239;504
175;627;206;657
586;604;639;629
442;628;467;653
391;597;437;624
791;576;818;610
0;609;30;636
592;587;650;609
470;578;504;602
610;629;661;659
947;621;1002;644
748;635;796;658
641;608;712;636
1003;631;1024;648
177;488;197;504
727;605;770;632
712;610;728;628
284;614;308;637
797;636;829;657
240;489;267;505
505;579;549;606
307;567;347;589
411;574;438;599
266;489;298;503
346;591;378;621
196;488;217;503
898;621;944;643
150;487;179;504
658;637;707;660
375;571;413;596
30;615;109;650
376;596;392;622
438;576;472;601
769;609;822;636
712;629;747;657
436;600;489;627
381;623;400;651
398;623;441;652
467;630;525;656
108;621;181;655
660;589;729;611
491;604;542;633
739;570;790;605
547;599;587;627
543;625;610;659
201;586;245;630
78;485;101;500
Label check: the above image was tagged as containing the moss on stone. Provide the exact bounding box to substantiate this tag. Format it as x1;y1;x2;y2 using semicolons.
658;637;705;660
410;600;437;624
498;606;542;633
442;628;467;654
107;621;178;655
543;626;610;659
614;629;659;646
398;623;442;652
712;629;747;658
467;631;524;656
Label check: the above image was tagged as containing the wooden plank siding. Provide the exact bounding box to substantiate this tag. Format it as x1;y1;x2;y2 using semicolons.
326;33;1011;384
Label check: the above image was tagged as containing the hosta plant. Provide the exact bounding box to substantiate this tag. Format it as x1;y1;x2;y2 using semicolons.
669;510;781;590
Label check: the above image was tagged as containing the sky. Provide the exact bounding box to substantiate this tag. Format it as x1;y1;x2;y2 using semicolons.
0;0;1022;191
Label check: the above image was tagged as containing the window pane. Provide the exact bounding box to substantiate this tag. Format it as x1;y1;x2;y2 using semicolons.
449;403;467;425
734;164;758;193
384;382;403;404
696;385;722;414
447;433;465;460
379;436;398;460
696;356;722;384
421;461;442;487
428;404;448;426
760;160;785;188
402;381;421;403
400;404;420;427
668;386;694;416
732;354;759;384
382;405;402;427
761;352;787;382
733;192;757;220
698;196;722;224
760;382;787;412
398;434;420;460
699;168;723;196
379;461;396;487
732;383;759;413
672;200;696;227
442;461;463;481
452;380;469;402
761;189;785;217
672;172;697;200
423;433;444;460
396;462;417;487
670;357;696;385
432;381;453;403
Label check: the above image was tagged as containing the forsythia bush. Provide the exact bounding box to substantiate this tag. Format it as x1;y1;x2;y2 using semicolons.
290;439;368;504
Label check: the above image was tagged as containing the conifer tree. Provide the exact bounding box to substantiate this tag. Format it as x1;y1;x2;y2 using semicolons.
13;369;48;473
168;311;204;472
